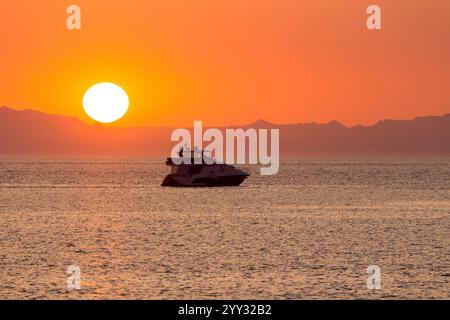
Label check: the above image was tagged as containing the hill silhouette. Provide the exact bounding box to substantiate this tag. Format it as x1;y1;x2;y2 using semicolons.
1;106;449;156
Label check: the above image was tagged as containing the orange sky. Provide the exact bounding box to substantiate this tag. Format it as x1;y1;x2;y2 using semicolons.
1;0;449;127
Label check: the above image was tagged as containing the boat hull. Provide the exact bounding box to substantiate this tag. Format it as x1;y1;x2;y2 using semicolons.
161;174;248;187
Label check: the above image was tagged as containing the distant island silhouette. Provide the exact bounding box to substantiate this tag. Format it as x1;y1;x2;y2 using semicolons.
1;106;449;156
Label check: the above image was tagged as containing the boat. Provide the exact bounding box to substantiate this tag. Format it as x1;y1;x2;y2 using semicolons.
161;148;249;187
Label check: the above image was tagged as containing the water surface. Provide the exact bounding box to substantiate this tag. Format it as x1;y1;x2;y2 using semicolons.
0;158;448;299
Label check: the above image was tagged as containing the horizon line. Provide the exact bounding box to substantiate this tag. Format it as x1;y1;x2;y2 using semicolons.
1;105;449;130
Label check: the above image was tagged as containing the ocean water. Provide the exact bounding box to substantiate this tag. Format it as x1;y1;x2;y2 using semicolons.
0;158;448;299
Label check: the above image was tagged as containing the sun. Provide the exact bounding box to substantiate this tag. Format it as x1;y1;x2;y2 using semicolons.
83;82;129;123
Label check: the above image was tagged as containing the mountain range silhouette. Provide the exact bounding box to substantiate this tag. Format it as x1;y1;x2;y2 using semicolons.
1;106;449;156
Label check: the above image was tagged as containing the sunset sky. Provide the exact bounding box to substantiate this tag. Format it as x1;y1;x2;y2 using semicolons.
1;0;449;127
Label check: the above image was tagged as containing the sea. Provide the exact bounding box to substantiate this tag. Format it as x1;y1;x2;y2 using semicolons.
0;157;448;299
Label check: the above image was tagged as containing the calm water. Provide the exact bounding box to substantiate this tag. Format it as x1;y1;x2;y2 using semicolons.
0;158;448;299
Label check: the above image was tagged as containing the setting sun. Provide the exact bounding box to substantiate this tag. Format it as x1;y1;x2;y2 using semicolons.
82;83;129;123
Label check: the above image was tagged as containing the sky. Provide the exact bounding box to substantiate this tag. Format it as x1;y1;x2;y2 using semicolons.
0;0;449;127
